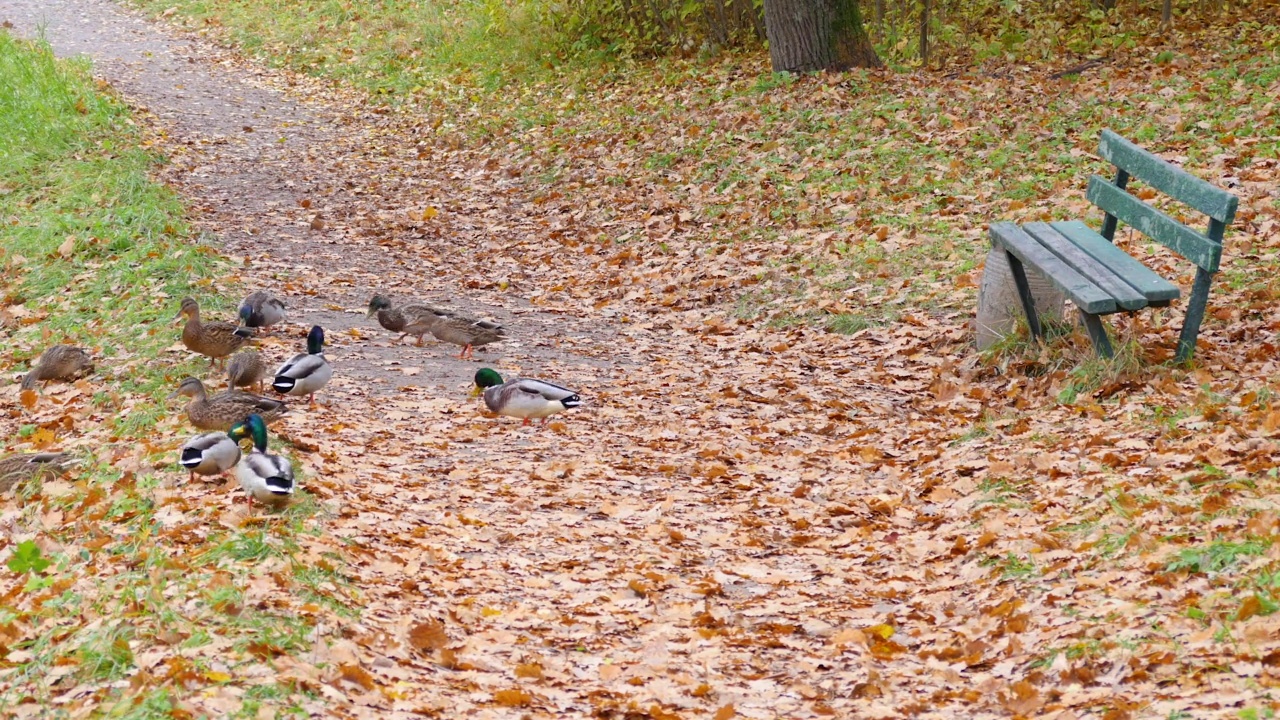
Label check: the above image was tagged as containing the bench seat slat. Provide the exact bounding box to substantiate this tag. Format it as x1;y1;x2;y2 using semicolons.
1098;129;1238;224
989;222;1116;315
1086;176;1223;272
1024;223;1148;311
1050;221;1181;303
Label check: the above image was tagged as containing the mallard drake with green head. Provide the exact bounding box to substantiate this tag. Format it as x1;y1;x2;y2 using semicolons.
238;290;286;332
178;432;241;482
227;350;267;392
273;325;333;406
176;297;253;367
228;414;294;509
167;377;288;432
366;294;451;346
473;368;581;426
432;314;506;359
20;345;94;390
0;452;77;493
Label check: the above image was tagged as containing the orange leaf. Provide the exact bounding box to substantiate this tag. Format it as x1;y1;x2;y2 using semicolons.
514;663;543;680
409;620;448;652
438;648;463;670
714;705;736;720
1237;595;1264;622
1005;680;1043;715
336;664;376;691
493;688;532;707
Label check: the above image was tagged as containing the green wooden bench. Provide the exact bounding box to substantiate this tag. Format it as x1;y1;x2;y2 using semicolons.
989;129;1239;362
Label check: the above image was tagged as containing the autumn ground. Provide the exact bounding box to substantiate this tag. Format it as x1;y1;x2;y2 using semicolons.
1;0;1280;717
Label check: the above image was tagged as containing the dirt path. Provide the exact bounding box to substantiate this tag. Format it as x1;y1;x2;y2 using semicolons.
6;2;1236;718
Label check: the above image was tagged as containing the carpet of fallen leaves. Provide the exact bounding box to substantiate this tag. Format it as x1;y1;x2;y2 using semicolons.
3;0;1280;717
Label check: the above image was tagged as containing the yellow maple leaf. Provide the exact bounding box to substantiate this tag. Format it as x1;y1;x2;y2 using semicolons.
868;623;894;640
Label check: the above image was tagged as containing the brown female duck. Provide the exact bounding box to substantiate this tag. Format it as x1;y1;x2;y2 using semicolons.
176;297;252;367
20;345;94;390
0;452;77;492
167;377;288;432
227;350;267;392
366;294;451;346
430;314;506;359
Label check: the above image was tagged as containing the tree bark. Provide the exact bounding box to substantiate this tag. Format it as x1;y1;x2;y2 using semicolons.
764;0;882;72
919;0;929;65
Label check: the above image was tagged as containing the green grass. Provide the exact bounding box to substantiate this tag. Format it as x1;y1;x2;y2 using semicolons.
982;552;1039;579
0;33;339;714
129;0;565;93
0;31;230;419
827;311;894;335
1166;539;1271;575
974;477;1031;509
982;310;1153;400
75;624;137;682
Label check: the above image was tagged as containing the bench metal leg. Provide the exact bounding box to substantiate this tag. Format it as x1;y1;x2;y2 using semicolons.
1079;311;1113;358
1100;169;1130;241
1005;251;1042;340
1177;267;1214;363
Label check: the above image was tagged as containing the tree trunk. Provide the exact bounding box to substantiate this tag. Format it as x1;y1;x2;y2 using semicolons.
975;248;1067;351
1161;0;1172;29
919;0;929;65
764;0;882;72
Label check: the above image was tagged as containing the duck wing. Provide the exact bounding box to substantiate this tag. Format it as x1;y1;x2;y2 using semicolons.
272;354;332;395
513;379;579;403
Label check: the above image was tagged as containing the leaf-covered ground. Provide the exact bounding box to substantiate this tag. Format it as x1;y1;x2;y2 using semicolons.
2;0;1280;717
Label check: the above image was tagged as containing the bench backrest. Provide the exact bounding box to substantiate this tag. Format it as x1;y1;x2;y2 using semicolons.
1086;129;1237;273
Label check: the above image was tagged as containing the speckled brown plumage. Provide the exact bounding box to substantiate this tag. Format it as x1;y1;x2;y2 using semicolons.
227;350;267;392
20;345;94;390
167;377;288;432
0;452;77;493
176;297;251;367
366;294;450;346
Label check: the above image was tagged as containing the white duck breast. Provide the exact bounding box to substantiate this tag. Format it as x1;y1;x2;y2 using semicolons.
485;378;582;420
272;352;333;397
179;433;241;477
237;451;295;504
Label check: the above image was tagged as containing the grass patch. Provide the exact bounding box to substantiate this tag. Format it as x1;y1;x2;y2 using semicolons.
75;624;137;682
982;552;1038;580
0;31;229;415
1165;539;1271;576
128;0;564;92
0;33;338;713
974;477;1031;509
982;311;1154;402
827;311;892;335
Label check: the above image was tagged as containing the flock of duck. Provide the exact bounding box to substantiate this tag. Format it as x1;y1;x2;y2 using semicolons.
0;291;582;509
